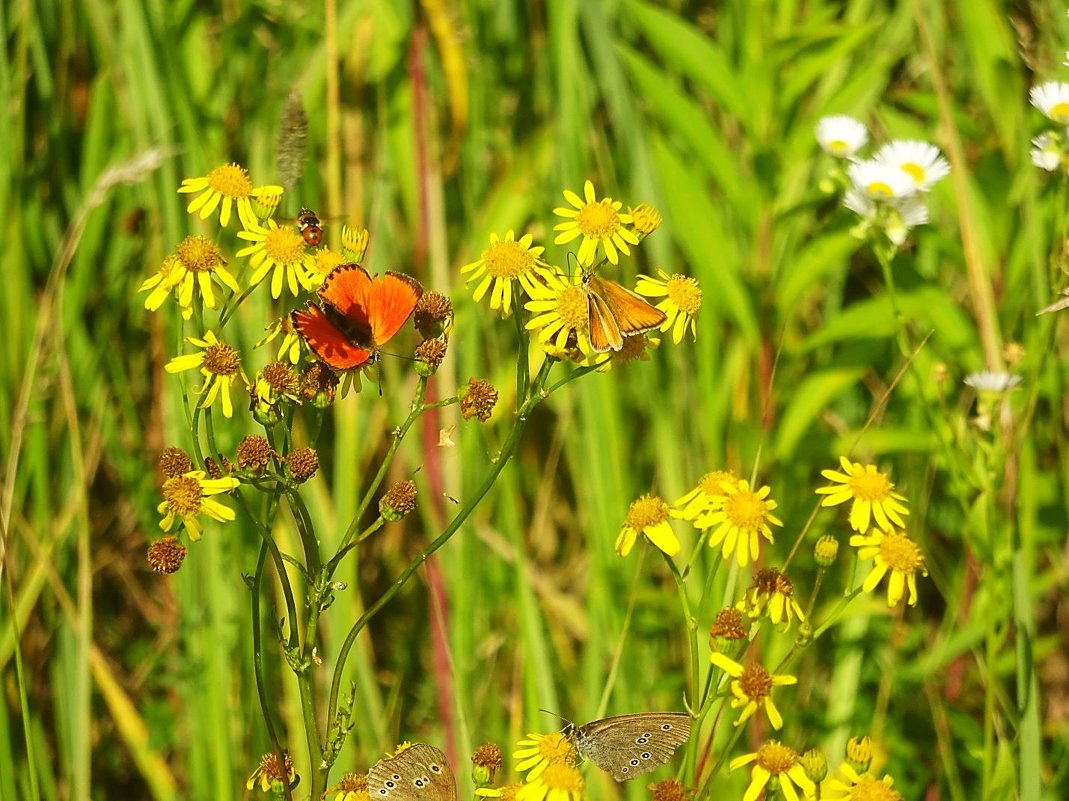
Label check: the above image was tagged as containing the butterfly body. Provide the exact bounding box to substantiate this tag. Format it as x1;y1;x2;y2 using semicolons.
297;207;323;246
368;743;457;801
564;712;690;782
583;272;666;353
292;264;423;370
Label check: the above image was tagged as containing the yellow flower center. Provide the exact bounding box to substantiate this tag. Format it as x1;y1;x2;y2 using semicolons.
176;235;223;272
878;531;924;573
754;741;797;774
614;333;649;361
828;139;849;154
851;777;902;801
666;274;703;315
312;247;346;277
900;163;925;183
738;663;773;701
865;181;894;199
484;239;536;278
576;199;621;239
556;286;589;330
163;475;203;516
724;490;769;534
1051;102;1069;123
847;469;892;501
207;163;253;199
699;470;735;496
539;764;584;793
626;494;670;530
203;342;240;376
264;226;309;267
537;732;577;765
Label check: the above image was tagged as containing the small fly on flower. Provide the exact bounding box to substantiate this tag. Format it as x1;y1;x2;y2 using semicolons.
297;207;324;246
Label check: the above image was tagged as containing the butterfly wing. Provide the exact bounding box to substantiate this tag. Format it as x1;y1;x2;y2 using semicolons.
573;713;691;782
586;274;667;346
368;744;457;801
291;302;374;370
318;264;376;342
366;272;424;346
587;287;624;353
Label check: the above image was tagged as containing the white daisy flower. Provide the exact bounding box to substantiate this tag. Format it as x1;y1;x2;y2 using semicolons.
844;190;929;246
847;159;917;200
964;371;1022;393
874;140;951;191
816;115;869;158
1030;82;1069;124
1031;132;1062;172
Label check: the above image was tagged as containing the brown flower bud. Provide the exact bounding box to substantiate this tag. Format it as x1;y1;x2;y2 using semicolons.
415;338;448;375
709;608;748;647
236;435;275;474
147;535;187;574
413;291;454;337
471;743;503;786
287;447;319;483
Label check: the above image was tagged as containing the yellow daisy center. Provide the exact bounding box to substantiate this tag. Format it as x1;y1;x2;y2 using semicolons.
1051;102;1069;122
900;163;925;183
626;494;670;530
666;275;703;314
484;239;536;278
699;470;735;496
556;286;588;330
851;778;902;801
738;663;773;701
754;741;797;774
203;343;240;376
163;475;203;516
176;235;223;272
265;226;308;266
207;163;253;199
724;490;769;534
312;247;346;277
847;469;893;501
537;733;577;765
614;334;649;362
878;531;924;573
539;764;584;793
828;139;849;154
865;181;894;199
576;199;621;239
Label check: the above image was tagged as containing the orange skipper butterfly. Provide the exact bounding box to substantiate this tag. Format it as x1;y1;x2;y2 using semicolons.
292;264;423;369
583;271;666;353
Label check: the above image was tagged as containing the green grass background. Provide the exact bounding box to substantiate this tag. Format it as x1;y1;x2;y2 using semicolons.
2;0;1068;799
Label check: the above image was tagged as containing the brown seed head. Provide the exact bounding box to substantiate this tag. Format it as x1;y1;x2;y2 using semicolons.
380;480;417;521
471;743;503;785
300;361;339;405
415;337;448;374
414;291;454;336
751;568;794;599
204;456;222;479
263;361;299;396
648;779;692;801
710;608;748;642
287;447;319;483
147;536;187;574
202;342;240;377
236;435;275;473
159;447;193;479
460;377;498;422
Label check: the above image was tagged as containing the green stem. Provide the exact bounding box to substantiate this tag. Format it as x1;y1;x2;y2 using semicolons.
218;284;259;329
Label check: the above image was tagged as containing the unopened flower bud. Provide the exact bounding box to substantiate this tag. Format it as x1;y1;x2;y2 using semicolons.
709;608;747;650
814;535;839;567
845;735;873;772
799;748;828;783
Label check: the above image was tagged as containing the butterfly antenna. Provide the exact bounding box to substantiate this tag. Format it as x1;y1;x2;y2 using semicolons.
538;708;570;725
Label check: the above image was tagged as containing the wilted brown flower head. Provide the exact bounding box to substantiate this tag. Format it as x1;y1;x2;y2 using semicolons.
380;480;417;521
236;435;275;473
300;361;339;406
648;779;692;801
471;742;503;785
460;377;498;422
147;536;187;574
159;447;193;479
414;291;454;337
263;361;300;397
710;608;748;643
287;447;319;483
415;337;448;374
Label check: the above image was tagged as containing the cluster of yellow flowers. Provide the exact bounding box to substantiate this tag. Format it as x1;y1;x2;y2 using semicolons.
461;181;703;367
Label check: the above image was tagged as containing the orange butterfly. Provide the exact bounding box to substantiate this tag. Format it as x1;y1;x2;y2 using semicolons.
584;271;667;353
292;264;423;370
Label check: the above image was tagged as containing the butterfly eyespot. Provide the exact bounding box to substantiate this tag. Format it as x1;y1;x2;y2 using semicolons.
661;724;672;730
641;753;652;760
431;765;441;773
392;775;402;781
636;737;648;745
415;780;424;787
379;790;388;796
630;759;640;766
621;767;630;774
385;781;395;788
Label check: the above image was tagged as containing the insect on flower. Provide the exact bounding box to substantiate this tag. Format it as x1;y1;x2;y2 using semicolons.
292;264;423;370
297;207;324;246
583;269;667;353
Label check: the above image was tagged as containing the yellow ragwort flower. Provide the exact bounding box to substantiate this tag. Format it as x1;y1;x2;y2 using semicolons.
824;764;902;801
158;470;239;542
729;740;814;801
178;163;282;229
141;235;241;314
165;330;244;418
524;268;591;353
308;245;348;286
816;457;909;532
553;180;639;266
516;763;585;801
513;732;578;782
328;772;369;801
635;270;703;344
615;494;681;557
672;470;740;522
461;230;546;317
710;653;796;730
849;528;927;607
475;784;522;801
737;568;806;629
245;750;297;793
138;255;191;319
695;479;783;566
257;315;305;365
237;219;316;298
